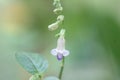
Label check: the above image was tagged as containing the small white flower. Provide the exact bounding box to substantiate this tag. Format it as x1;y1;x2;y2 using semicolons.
51;29;69;60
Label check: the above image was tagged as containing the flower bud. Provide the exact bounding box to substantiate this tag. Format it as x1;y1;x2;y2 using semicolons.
53;0;60;6
57;15;64;22
48;22;59;31
53;7;63;14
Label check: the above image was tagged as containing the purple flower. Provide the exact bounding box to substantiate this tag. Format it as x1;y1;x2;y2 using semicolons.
51;29;69;60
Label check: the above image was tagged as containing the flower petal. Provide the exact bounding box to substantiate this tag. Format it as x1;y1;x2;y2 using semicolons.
63;50;69;56
51;49;58;56
57;53;63;60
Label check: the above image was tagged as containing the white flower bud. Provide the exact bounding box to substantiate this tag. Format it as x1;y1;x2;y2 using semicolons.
57;15;64;22
53;7;63;14
48;22;59;31
53;0;60;6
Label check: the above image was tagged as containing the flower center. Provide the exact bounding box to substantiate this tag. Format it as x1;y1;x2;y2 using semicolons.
57;53;63;60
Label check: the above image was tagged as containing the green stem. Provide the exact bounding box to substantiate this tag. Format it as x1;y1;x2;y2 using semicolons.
59;57;65;80
39;75;42;80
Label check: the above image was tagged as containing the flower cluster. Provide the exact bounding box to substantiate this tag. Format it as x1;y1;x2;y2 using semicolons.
48;0;69;61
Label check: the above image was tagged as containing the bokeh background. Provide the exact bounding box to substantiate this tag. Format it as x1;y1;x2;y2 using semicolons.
0;0;120;80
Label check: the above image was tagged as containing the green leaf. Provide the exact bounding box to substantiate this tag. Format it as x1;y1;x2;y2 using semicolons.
29;74;40;80
44;76;59;80
15;52;48;75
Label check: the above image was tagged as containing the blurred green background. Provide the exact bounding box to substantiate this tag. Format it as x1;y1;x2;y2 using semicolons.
0;0;120;80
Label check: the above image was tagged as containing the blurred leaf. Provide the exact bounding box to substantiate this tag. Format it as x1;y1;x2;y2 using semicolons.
44;76;59;80
29;74;40;80
15;52;48;75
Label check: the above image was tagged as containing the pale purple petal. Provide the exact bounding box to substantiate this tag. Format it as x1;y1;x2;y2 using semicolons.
56;33;65;50
63;50;69;56
51;49;58;56
57;53;63;60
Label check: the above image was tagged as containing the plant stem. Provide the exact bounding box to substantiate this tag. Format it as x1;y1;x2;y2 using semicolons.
39;75;42;80
59;57;65;80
